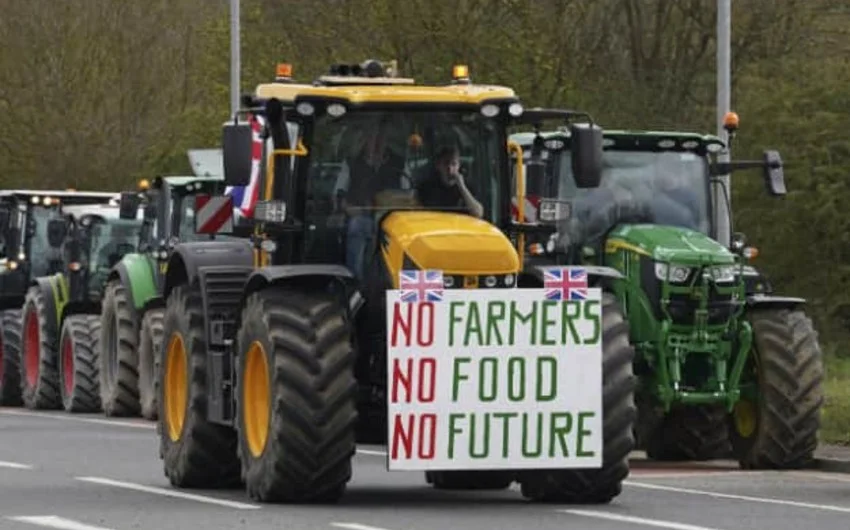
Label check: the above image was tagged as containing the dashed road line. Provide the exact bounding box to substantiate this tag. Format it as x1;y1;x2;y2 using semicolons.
560;509;725;530
625;480;850;514
6;515;114;530
332;523;395;530
75;476;261;510
0;460;32;469
0;409;154;430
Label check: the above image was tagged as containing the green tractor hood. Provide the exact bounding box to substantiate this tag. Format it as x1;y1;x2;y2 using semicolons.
605;224;736;266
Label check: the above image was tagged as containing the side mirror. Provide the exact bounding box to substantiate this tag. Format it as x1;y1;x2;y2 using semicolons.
763;149;786;196
119;192;141;219
525;160;546;197
222;122;254;187
569;123;603;189
47;219;67;248
731;232;747;252
144;203;157;220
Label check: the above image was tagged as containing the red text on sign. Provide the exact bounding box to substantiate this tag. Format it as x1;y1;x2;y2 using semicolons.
390;413;437;460
390;301;434;347
391;357;436;403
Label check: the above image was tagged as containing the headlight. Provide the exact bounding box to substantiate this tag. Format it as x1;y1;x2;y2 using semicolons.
708;265;737;283
655;262;691;283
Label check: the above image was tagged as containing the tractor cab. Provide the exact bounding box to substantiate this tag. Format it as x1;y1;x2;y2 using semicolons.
0;190;118;310
59;203;144;304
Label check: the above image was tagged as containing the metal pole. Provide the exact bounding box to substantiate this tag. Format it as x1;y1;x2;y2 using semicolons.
230;0;240;118
714;0;732;247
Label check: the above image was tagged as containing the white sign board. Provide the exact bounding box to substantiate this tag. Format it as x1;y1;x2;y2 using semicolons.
385;267;603;471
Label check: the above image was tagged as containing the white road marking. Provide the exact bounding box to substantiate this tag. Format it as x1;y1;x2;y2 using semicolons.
6;515;114;530
560;509;724;530
0;460;32;469
332;523;395;530
626;480;850;514
0;409;155;430
356;449;387;457
75;477;260;510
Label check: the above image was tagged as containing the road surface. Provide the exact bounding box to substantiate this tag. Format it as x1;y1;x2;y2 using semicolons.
0;407;849;530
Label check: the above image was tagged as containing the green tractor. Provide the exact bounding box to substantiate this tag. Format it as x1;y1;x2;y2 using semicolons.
0;190;118;406
508;114;824;467
20;201;144;411
98;174;241;419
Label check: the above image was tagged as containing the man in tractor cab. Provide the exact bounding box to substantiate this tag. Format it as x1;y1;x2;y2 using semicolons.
413;144;484;218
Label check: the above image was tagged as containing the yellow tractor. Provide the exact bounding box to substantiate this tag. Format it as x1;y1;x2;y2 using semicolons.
157;60;636;504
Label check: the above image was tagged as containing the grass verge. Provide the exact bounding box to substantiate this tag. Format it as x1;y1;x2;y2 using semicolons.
822;354;850;445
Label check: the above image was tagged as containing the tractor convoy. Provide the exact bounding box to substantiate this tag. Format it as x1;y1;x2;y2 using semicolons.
0;60;826;506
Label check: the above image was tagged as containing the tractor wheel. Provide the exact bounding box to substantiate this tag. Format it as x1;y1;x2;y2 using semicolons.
0;309;23;406
139;308;164;420
58;314;101;412
518;291;636;503
20;287;61;410
729;307;824;469
642;404;731;461
99;280;141;416
158;283;240;488
235;287;357;503
425;471;514;490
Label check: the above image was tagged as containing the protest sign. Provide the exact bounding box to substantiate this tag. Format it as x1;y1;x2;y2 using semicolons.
385;267;603;471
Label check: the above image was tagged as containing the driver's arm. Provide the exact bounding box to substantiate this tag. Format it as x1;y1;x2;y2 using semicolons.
457;178;484;218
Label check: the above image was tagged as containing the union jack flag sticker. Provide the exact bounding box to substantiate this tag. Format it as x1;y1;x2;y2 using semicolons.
399;269;444;303
542;267;588;301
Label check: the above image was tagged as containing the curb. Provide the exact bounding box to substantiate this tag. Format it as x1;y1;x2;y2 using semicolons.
813;458;850;473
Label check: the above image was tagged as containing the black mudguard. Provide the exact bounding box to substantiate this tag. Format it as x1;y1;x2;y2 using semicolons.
163;239;254;300
242;264;360;317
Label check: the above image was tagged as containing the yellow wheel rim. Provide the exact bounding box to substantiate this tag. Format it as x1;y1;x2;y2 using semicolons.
243;340;270;458
733;399;757;438
164;333;188;442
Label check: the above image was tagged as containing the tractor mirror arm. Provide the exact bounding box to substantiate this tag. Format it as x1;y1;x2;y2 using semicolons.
709;159;773;175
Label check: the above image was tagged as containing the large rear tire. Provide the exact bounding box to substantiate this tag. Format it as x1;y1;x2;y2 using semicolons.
158;283;241;488
139;308;164;420
235;286;357;503
730;307;824;469
0;309;23;406
58;314;101;413
20;287;61;410
99;280;141;416
642;404;731;461
518;291;636;503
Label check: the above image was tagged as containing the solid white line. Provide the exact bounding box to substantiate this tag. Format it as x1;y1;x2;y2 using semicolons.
0;409;155;430
626;480;850;514
560;509;723;530
75;477;260;510
356;449;387;457
332;523;394;530
6;515;114;530
0;460;32;469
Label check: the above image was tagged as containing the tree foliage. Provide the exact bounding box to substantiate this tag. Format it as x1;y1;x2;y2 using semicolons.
2;0;850;347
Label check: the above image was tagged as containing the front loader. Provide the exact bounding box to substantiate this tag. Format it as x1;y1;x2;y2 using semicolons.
157;60;636;504
19;201;143;411
508;114;824;468
98;174;243;419
0;190;118;406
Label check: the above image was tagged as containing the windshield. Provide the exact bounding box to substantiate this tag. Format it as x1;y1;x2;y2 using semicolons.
27;205;66;278
87;218;141;292
306;110;504;224
548;149;711;235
